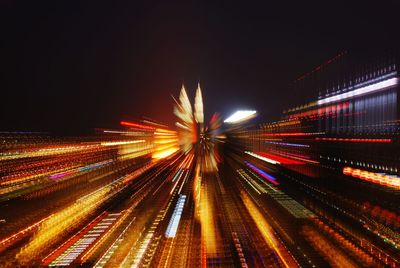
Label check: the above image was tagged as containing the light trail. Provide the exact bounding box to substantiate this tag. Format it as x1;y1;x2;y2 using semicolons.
240;190;299;268
45;213;121;267
165;194;186;238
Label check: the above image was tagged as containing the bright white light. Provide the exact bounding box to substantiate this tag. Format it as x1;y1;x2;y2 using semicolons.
100;140;144;146
318;77;399;105
165;194;186;238
245;151;280;165
224;110;257;123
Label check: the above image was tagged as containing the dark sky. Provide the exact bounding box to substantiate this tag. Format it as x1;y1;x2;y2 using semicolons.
2;0;400;134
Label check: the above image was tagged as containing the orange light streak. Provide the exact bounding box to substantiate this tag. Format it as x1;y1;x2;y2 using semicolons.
343;167;400;189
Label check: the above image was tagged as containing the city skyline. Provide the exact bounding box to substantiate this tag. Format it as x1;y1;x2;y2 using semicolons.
1;1;400;267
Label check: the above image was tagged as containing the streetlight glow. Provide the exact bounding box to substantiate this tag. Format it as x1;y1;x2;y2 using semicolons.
224;110;257;123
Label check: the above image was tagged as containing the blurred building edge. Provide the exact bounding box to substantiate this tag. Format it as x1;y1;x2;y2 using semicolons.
234;50;400;185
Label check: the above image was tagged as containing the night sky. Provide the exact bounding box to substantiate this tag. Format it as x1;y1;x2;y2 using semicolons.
2;0;400;134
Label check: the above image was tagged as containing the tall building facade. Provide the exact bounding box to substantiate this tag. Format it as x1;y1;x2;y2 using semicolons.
244;52;400;186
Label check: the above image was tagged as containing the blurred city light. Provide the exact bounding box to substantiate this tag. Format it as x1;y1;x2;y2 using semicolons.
2;52;400;268
223;110;257;123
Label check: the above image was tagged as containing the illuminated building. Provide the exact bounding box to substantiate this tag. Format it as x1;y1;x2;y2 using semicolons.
173;83;205;153
240;52;400;184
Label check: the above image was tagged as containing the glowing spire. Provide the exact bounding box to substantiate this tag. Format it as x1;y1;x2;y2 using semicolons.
194;82;204;124
173;84;193;124
173;84;195;153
